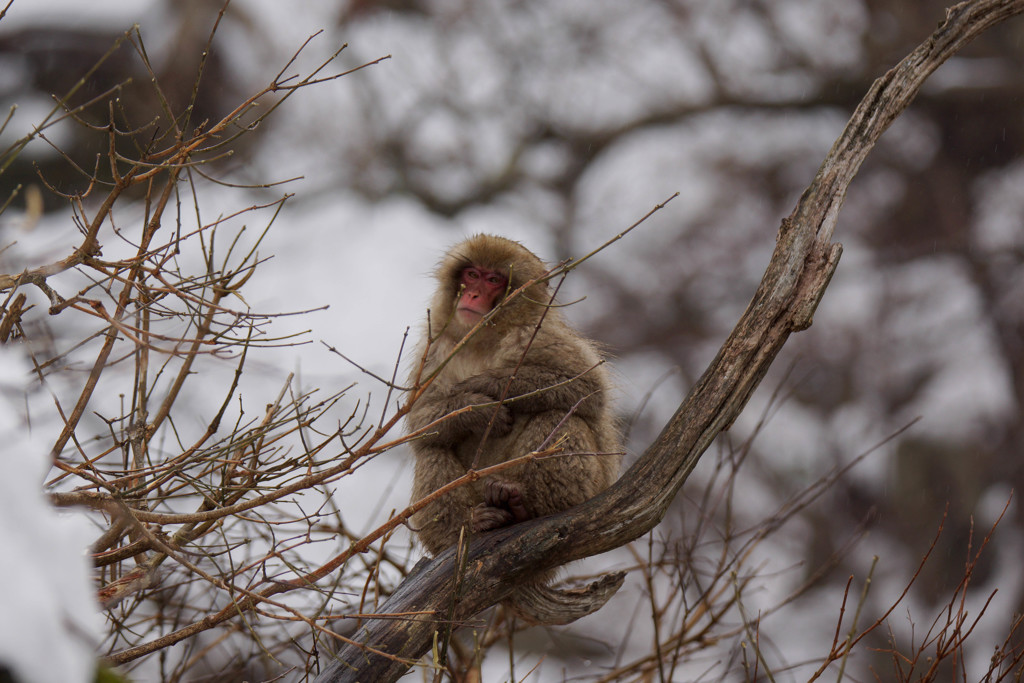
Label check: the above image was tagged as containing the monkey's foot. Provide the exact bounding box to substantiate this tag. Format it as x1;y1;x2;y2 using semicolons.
471;504;514;532
471;479;530;532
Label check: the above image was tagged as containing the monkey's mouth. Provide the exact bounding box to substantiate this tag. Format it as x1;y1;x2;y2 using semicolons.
456;307;486;320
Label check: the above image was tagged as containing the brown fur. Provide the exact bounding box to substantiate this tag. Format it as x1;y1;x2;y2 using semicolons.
406;234;622;623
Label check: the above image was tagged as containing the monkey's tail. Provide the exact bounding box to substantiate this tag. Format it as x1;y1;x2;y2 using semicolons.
505;571;625;625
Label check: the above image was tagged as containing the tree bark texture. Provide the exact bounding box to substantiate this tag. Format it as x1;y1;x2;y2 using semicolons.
315;2;1024;680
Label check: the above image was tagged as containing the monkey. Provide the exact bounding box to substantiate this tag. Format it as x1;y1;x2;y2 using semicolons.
405;234;623;625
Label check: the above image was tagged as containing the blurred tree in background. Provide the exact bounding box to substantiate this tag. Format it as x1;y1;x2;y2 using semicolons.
1;0;1023;680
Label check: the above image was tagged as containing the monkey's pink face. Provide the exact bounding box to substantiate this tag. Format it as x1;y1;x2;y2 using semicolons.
457;266;508;321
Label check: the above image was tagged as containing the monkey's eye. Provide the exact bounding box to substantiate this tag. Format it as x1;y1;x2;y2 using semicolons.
462;267;505;288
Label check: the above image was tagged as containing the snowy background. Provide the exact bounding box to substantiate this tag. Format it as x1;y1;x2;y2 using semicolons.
0;0;1023;681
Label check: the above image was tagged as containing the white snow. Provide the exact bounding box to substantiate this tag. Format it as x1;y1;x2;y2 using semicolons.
0;351;102;683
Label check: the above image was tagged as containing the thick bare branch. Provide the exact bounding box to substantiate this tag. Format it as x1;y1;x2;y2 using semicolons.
314;2;1024;681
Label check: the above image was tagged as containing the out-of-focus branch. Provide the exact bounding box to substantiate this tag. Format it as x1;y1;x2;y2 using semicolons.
2;16;393;678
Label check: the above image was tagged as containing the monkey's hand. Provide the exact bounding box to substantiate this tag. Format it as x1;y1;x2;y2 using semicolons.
447;380;517;434
471;479;531;532
454;390;514;438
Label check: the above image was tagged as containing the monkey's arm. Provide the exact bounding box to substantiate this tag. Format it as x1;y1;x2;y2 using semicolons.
405;385;514;447
454;364;605;420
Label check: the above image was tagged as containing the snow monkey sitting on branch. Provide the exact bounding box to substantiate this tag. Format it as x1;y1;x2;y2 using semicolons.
406;234;623;625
